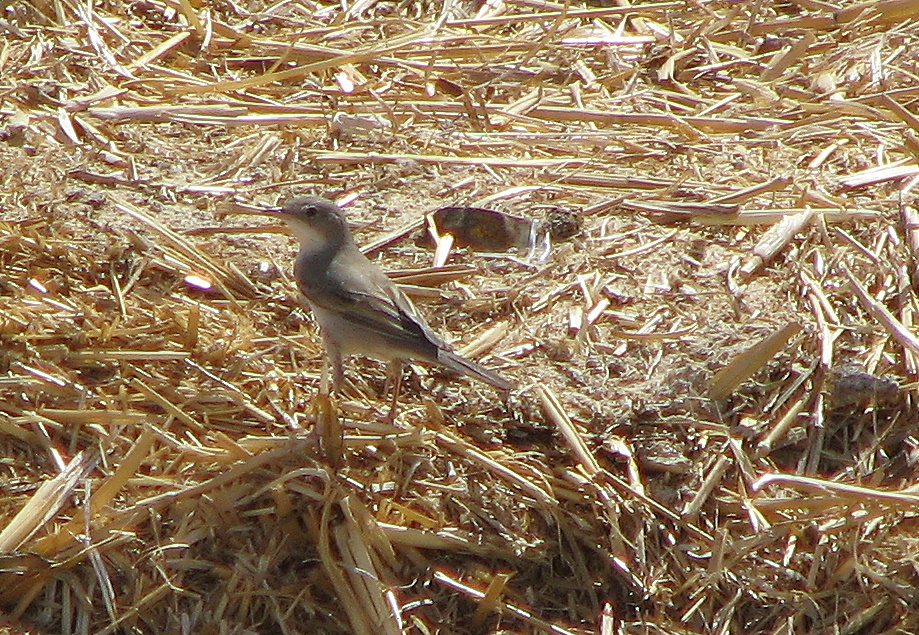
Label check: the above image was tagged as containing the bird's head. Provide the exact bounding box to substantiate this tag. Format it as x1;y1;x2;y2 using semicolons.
271;196;353;250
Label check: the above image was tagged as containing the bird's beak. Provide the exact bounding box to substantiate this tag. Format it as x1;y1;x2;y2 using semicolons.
218;202;285;218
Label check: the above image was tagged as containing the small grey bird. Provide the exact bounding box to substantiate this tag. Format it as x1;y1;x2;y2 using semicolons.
268;195;512;393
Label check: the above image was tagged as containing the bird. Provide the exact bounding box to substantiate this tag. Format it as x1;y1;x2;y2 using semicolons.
266;195;513;395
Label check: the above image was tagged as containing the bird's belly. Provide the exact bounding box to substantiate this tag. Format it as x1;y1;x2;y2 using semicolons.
310;304;403;361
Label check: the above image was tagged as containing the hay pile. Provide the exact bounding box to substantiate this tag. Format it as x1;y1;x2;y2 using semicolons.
2;0;919;632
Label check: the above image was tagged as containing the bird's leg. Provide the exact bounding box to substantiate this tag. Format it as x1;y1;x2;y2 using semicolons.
384;359;403;423
314;355;343;465
323;343;345;394
317;329;346;394
331;357;345;394
319;357;331;395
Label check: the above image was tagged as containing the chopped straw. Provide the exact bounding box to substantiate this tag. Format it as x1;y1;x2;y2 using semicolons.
2;0;919;633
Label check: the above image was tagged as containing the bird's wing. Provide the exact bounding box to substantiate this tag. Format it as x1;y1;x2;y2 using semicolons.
306;248;447;352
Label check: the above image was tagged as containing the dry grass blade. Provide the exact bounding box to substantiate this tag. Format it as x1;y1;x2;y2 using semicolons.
388;264;479;286
90;104;249;122
0;453;94;554
537;385;599;476
682;454;732;521
114;200;242;301
128;31;194;70
756;396;807;458
753;473;919;507
22;430;156;562
842;263;919;362
130;378;206;433
312;150;589;168
707;177;793;204
708;323;803;400
840;162;919;188
433;570;585;635
740;209;815;277
619;199;741;220
378;522;508;555
435;428;556;505
334;496;402;635
759;32;817;82
457;322;509;359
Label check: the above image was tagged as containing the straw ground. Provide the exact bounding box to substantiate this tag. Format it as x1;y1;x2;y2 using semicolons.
2;0;919;633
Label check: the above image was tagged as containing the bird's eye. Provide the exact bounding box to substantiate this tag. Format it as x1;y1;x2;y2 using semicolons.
303;205;317;217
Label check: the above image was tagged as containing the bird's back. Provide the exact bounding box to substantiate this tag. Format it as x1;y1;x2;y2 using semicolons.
296;244;444;361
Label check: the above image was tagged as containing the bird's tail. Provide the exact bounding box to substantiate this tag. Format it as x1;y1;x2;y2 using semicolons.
437;349;513;391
